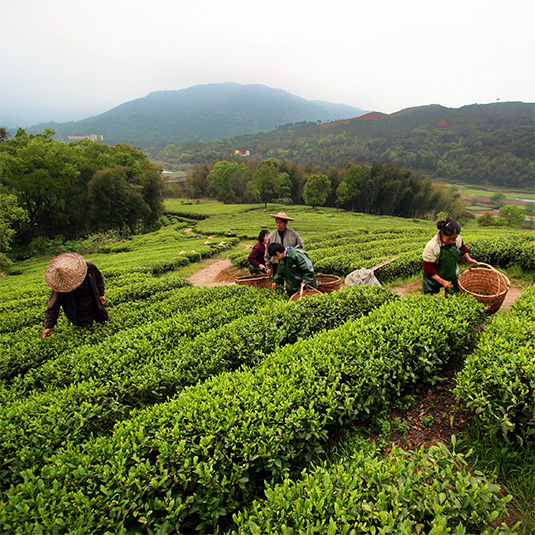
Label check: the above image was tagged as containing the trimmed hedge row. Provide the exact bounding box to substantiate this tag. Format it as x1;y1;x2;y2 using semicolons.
0;286;397;489
0;284;259;386
7;286;282;392
0;272;192;334
455;285;535;445
0;294;486;534
231;441;517;535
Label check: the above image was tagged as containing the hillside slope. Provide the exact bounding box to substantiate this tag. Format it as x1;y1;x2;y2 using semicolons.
28;83;366;148
166;101;533;187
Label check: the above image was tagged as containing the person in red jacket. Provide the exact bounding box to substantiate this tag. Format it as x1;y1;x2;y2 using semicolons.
422;218;477;295
42;252;108;337
247;229;269;274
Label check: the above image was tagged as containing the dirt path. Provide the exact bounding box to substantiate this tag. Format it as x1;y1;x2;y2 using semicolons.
187;258;249;286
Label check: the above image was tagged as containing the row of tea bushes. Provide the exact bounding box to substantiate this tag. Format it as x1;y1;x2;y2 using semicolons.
4;286;282;392
0;295;486;534
466;235;535;271
0;272;193;334
0;276;225;382
231;441;517;535
455;285;535;445
0;287;397;488
231;228;534;284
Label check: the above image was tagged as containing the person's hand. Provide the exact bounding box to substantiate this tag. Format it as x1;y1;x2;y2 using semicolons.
42;328;53;338
100;296;106;304
267;268;273;277
272;282;277;289
259;264;266;271
442;280;451;289
467;256;477;264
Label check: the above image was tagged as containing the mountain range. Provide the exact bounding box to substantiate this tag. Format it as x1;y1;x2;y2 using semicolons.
27;83;367;149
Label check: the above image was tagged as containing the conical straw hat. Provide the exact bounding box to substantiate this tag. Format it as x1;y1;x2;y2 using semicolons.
44;252;88;292
269;211;295;221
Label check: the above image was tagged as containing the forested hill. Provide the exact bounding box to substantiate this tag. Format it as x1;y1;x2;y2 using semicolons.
160;101;534;188
27;83;366;148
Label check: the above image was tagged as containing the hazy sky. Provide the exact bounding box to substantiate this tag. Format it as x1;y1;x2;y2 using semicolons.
1;0;534;127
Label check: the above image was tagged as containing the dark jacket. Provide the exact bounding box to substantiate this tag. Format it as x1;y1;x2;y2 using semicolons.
248;241;266;268
44;261;108;329
272;246;317;296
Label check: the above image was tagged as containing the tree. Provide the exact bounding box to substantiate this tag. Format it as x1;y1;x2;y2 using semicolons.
524;202;535;229
251;158;292;208
207;161;251;203
303;174;331;209
88;167;148;234
490;192;507;209
185;163;213;199
477;212;496;226
498;204;525;228
0;193;28;253
0;194;28;273
0;130;81;239
0;128;10;142
336;164;365;211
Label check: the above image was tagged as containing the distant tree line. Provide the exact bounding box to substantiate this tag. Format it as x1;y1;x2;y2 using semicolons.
153;106;534;189
184;158;468;220
0;129;165;254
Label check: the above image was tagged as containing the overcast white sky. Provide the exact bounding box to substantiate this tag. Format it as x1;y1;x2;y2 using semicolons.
1;0;534;127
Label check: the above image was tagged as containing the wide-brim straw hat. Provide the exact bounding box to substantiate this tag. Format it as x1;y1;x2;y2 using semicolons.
44;252;88;292
269;211;295;221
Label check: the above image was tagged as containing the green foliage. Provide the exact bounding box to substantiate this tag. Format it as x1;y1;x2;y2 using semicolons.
207;160;251;203
336;164;365;210
478;212;496;226
186;159;468;220
232;442;517;534
0;132;165;245
0;286;395;488
1;203;532;534
0;295;486;533
0;194;28;254
498;204;525;228
160;102;533;189
303;173;331;209
491;192;507;209
250;158;292;208
455;285;535;446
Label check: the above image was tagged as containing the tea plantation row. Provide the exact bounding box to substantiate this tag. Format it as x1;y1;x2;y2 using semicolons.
1;201;532;534
3;292;517;533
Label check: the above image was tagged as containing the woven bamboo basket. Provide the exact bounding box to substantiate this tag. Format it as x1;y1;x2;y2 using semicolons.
235;274;273;289
316;273;342;293
458;262;510;314
288;284;322;302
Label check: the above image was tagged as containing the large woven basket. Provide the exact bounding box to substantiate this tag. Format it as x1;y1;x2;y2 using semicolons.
288;284;322;302
316;273;342;293
235;274;273;289
458;262;510;314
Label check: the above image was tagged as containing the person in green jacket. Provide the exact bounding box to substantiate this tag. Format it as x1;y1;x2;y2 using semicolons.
268;243;318;296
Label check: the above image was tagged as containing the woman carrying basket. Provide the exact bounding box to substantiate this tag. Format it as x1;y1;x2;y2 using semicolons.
422;217;477;295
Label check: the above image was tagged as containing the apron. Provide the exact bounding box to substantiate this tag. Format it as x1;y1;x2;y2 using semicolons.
422;242;461;295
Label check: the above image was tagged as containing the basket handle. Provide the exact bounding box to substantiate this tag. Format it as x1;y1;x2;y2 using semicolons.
463;262;511;289
465;262;499;274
